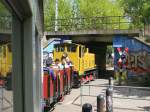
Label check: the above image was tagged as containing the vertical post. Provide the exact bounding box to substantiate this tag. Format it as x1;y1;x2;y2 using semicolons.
80;84;83;106
55;0;58;31
0;86;2;112
97;94;105;112
109;77;113;88
118;71;122;86
89;85;90;96
2;87;3;112
119;16;120;29
106;88;113;112
82;103;92;112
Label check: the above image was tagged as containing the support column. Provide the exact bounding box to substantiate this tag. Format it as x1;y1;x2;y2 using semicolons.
12;15;42;112
87;42;107;78
12;15;24;112
23;17;42;112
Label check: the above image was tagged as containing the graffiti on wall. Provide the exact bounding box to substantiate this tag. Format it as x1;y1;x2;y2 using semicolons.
113;36;150;77
127;50;150;75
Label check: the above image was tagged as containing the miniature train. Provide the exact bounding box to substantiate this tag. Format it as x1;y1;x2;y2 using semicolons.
42;42;97;111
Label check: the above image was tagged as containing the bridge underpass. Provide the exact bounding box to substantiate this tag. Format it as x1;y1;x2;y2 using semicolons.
45;34;140;78
45;16;143;78
68;36;113;78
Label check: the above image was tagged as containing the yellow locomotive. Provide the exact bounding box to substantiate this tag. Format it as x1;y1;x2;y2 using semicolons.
0;43;12;89
53;42;97;85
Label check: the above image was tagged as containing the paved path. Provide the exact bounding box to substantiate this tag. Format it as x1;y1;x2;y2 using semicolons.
53;79;150;112
0;88;13;112
0;79;150;112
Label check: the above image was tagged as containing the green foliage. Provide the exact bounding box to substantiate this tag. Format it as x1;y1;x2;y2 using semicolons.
44;0;130;31
44;0;72;30
78;0;124;17
0;2;10;16
121;0;150;27
0;2;11;31
107;46;114;54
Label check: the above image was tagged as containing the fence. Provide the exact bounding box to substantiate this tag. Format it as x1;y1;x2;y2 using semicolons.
72;79;150;112
0;16;12;33
0;85;4;112
0;82;13;112
45;16;139;32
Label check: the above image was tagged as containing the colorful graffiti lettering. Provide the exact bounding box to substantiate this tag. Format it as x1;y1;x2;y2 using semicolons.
127;50;150;74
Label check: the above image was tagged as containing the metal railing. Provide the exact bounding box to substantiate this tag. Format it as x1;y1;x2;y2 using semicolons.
0;83;13;112
0;16;12;33
45;16;140;32
72;80;150;112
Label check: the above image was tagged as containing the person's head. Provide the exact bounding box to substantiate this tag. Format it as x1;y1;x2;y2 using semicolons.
62;52;68;58
66;56;70;63
61;56;66;65
46;57;53;67
55;58;60;65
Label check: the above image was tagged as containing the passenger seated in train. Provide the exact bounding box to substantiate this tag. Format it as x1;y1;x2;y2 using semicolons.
45;57;56;80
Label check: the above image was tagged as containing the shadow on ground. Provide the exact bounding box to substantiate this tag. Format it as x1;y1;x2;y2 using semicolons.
138;106;150;111
113;86;150;98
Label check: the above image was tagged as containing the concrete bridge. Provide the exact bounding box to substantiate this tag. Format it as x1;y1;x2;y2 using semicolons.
0;16;11;34
0;16;11;43
45;16;142;43
44;16;145;77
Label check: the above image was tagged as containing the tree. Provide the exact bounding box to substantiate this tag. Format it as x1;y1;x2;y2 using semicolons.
77;0;128;29
44;0;72;31
44;0;129;31
120;0;150;27
0;2;10;16
0;2;11;31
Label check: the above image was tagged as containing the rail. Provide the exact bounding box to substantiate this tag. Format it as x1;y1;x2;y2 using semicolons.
0;81;13;112
45;16;141;32
72;80;150;111
0;16;12;33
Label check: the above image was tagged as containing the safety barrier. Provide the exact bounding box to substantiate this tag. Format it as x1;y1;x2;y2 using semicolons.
45;16;141;32
0;16;11;34
73;78;150;112
0;81;13;112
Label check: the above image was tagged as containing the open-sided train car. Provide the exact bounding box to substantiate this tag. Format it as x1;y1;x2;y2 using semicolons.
42;63;73;111
42;42;97;111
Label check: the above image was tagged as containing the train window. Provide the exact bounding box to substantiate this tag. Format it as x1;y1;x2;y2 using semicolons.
55;45;59;52
81;47;84;57
67;44;77;52
55;44;65;52
60;45;65;52
67;45;71;52
71;45;77;52
79;46;84;58
84;48;87;53
79;46;81;58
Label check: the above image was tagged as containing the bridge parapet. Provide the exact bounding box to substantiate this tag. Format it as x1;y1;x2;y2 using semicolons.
45;16;141;32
